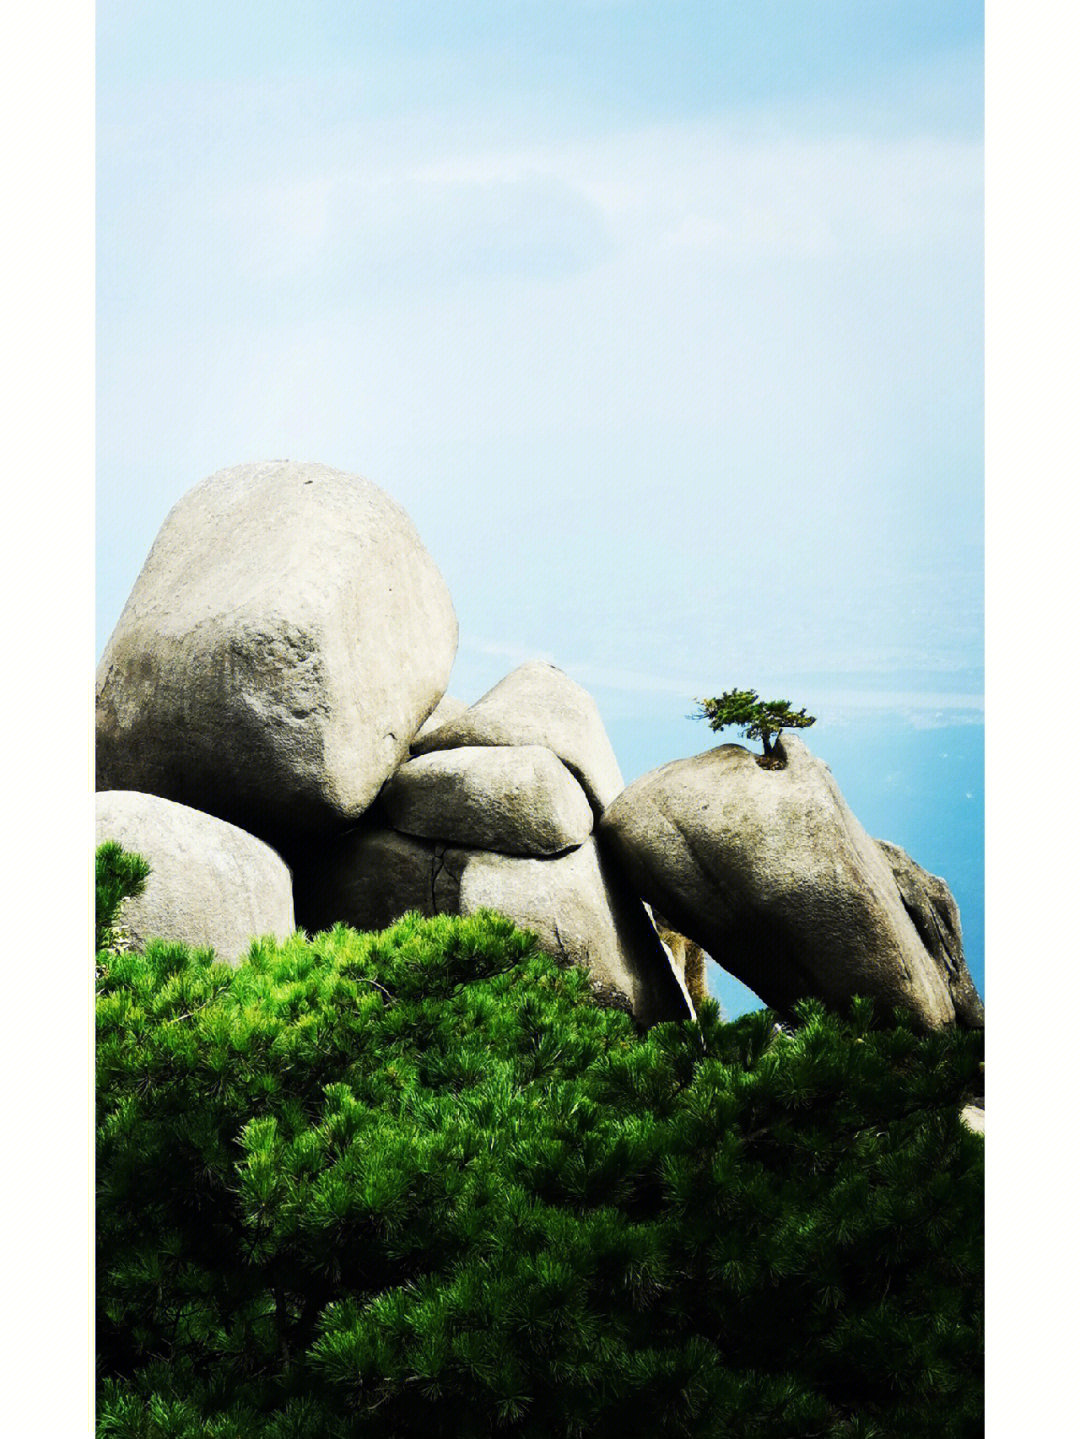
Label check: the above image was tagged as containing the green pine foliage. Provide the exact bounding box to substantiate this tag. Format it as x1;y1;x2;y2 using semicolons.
694;689;816;758
97;847;983;1439
96;841;151;953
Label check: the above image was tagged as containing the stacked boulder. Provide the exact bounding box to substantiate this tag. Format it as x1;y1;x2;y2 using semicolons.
95;462;692;1026
295;662;696;1028
96;459;455;967
96;457;983;1033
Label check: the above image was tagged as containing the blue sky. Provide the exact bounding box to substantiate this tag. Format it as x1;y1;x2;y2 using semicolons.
97;1;984;1012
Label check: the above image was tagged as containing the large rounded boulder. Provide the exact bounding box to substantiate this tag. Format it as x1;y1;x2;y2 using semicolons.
600;735;983;1030
96;461;458;848
294;828;693;1028
96;791;295;965
381;745;593;856
410;661;623;816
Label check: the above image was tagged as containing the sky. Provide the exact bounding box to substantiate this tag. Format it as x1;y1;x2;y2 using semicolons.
97;0;984;1014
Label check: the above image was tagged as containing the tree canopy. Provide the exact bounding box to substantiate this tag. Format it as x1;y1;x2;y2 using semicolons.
694;689;816;758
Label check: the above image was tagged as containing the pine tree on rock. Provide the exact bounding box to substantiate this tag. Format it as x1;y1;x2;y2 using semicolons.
695;688;816;763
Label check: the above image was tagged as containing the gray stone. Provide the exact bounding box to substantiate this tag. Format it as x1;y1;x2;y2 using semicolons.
410;660;623;816
455;841;692;1025
382;745;593;856
294;828;692;1027
96;461;458;847
876;840;984;1028
599;735;982;1030
411;694;468;748
96;791;295;964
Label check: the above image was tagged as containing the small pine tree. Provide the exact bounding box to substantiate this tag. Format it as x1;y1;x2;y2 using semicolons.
695;688;816;759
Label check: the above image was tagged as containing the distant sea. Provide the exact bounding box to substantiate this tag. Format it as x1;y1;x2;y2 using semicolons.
604;714;984;1021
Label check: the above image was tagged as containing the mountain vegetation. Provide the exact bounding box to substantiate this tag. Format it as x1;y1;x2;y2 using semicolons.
96;845;983;1438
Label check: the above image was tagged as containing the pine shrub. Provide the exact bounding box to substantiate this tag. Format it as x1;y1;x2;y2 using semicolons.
97;847;983;1438
96;841;150;953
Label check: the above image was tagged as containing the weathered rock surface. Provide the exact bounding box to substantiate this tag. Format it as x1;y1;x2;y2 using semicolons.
651;908;709;1008
294;829;692;1027
455;841;692;1026
96;461;458;847
382;745;593;856
411;694;468;748
410;661;623;816
876;840;984;1028
96;791;295;964
600;735;982;1029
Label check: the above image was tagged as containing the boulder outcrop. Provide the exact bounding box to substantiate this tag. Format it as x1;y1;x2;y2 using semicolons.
410;660;624;816
96;791;295;964
94;456;983;1033
600;735;981;1030
381;744;594;856
96;461;458;848
294;829;693;1027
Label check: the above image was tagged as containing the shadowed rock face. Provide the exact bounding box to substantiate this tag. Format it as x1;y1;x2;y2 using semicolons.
599;736;982;1030
293;828;693;1029
96;791;295;965
96;461;458;849
410;660;624;817
651;909;709;1009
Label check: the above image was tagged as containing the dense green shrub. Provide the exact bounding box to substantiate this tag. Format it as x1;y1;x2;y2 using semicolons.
97;849;983;1438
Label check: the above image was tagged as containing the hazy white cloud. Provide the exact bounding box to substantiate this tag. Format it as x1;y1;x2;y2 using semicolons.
411;123;980;261
112;115;979;301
